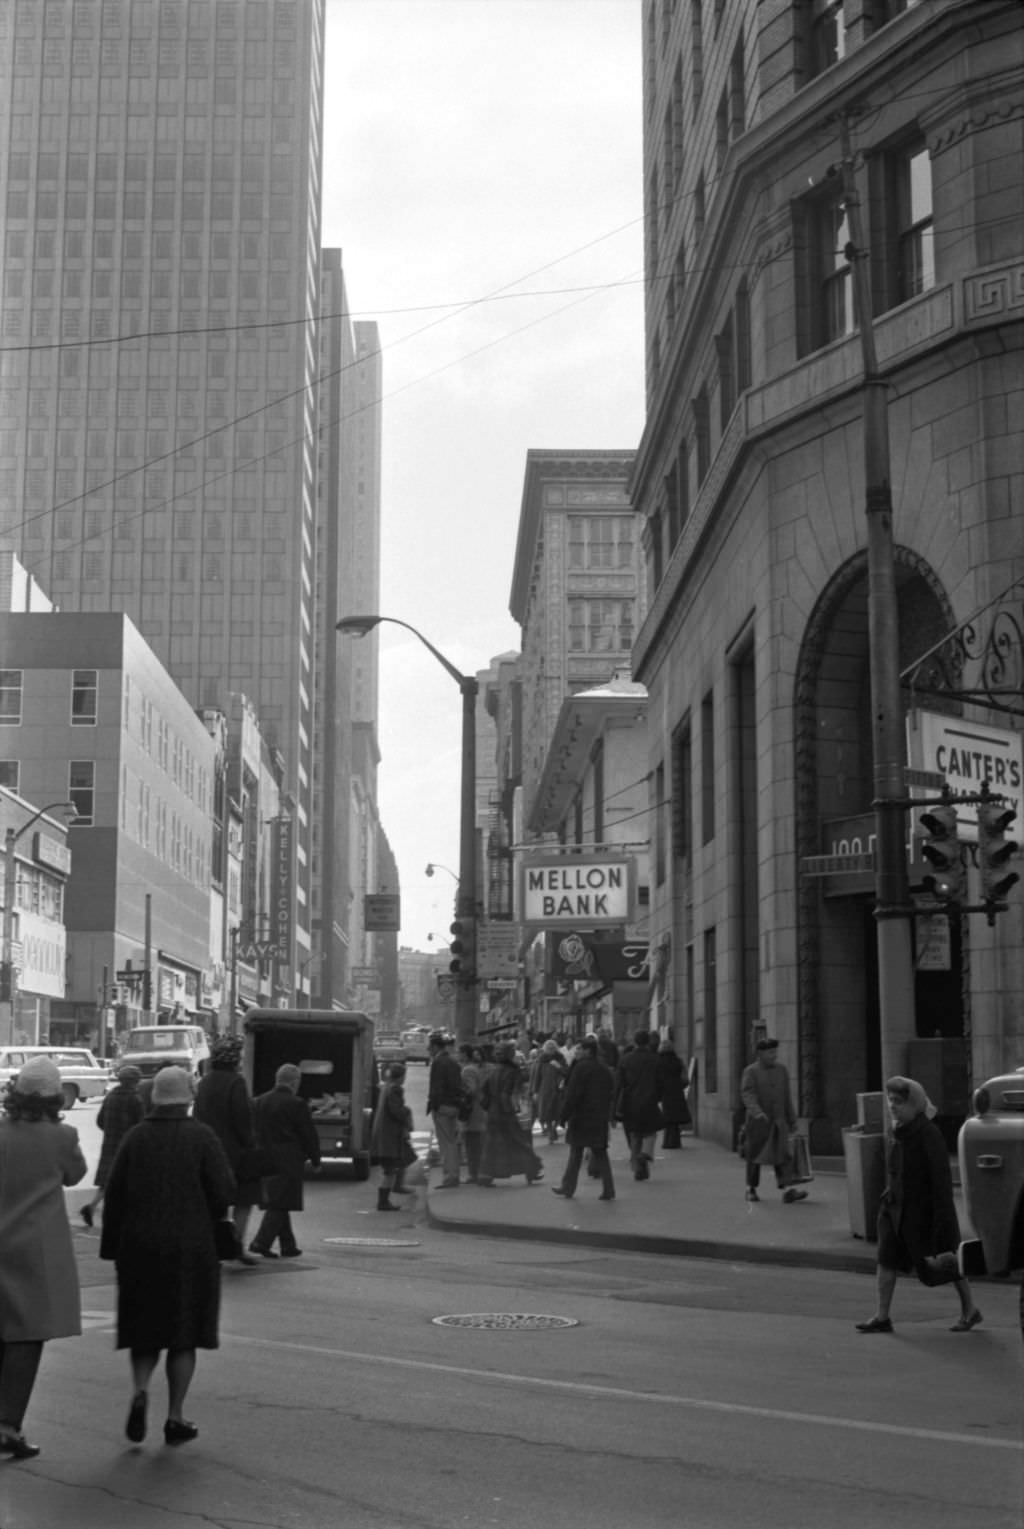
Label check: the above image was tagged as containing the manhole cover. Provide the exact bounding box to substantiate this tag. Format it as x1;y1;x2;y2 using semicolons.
432;1313;579;1330
323;1237;421;1247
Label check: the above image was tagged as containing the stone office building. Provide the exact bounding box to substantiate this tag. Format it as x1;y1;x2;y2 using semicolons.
632;0;1023;1151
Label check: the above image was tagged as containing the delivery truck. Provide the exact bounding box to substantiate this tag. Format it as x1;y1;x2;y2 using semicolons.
242;1009;377;1180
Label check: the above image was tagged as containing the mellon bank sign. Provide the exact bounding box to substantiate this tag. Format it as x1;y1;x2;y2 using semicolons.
519;855;635;930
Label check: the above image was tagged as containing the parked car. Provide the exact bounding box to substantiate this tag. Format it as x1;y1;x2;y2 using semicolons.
117;1023;211;1081
957;1071;1024;1277
375;1033;407;1067
401;1028;431;1063
0;1045;113;1109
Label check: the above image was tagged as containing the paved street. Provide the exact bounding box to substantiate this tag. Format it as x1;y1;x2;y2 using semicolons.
1;1093;1021;1529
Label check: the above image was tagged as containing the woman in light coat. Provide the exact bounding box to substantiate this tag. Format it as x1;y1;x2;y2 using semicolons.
0;1056;88;1460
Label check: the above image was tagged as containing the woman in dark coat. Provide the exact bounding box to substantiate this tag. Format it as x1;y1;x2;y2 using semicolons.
370;1063;414;1211
655;1040;691;1149
81;1065;145;1227
100;1065;235;1446
477;1043;544;1186
0;1057;88;1460
855;1076;982;1335
193;1033;263;1263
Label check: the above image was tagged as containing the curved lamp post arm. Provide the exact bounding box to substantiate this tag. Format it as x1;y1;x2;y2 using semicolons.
336;614;467;688
337;614;479;1044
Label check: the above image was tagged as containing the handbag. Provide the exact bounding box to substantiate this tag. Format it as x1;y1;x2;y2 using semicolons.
213;1218;243;1262
787;1131;814;1185
456;1087;474;1123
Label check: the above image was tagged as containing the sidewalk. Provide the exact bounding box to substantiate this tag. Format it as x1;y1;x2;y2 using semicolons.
424;1132;971;1275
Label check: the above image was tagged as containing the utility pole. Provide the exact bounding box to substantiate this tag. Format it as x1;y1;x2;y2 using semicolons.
839;110;916;1082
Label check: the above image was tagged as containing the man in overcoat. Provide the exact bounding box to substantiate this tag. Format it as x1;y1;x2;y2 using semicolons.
613;1029;663;1180
426;1030;464;1188
249;1064;321;1258
552;1036;616;1200
739;1037;807;1203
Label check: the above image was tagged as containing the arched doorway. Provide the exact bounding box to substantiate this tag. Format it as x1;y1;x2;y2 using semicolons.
793;549;961;1152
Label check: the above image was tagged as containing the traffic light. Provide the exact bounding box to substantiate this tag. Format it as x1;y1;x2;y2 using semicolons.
977;799;1020;905
919;802;963;902
449;917;476;983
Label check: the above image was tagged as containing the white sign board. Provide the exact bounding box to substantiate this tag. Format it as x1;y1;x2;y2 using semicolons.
519;856;634;929
907;710;1023;842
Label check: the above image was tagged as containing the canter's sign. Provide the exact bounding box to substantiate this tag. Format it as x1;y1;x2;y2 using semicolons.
519;855;634;929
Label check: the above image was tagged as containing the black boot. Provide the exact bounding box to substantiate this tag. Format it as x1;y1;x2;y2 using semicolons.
377;1187;399;1211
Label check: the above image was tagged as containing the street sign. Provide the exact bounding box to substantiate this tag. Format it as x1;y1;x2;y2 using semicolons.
116;968;142;985
476;920;520;979
801;853;876;877
351;965;380;987
364;893;401;932
237;940;285;962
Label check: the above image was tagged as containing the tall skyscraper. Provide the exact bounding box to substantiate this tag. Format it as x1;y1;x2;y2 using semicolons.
0;0;326;967
314;250;383;1007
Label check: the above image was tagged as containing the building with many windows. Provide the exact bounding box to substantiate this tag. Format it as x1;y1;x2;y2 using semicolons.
633;0;1023;1151
1;610;216;1042
0;0;328;988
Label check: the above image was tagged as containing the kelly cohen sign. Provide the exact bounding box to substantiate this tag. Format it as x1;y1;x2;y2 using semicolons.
907;710;1023;841
520;856;634;929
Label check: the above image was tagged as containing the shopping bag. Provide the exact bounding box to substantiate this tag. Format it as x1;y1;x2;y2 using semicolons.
788;1132;814;1184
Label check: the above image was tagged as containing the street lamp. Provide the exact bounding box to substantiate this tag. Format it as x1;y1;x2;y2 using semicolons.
2;801;77;1043
425;862;458;882
337;614;479;1045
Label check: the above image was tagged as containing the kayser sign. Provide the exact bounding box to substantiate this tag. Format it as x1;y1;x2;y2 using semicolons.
520;855;634;929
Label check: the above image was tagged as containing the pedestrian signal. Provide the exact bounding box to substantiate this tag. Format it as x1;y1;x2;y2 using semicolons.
977;800;1020;906
919;802;963;903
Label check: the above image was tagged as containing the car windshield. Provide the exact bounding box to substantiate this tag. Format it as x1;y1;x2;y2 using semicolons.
126;1030;190;1051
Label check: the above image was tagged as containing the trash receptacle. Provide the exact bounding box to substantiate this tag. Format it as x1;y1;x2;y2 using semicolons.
843;1125;887;1240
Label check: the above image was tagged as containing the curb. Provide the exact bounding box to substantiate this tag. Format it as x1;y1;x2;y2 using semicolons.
424;1199;879;1276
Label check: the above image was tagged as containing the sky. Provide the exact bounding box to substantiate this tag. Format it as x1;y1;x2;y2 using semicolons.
322;0;645;954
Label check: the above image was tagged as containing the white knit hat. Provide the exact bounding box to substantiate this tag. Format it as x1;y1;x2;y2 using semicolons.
16;1056;63;1097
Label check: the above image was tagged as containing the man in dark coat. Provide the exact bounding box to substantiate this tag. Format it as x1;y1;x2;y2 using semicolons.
614;1029;663;1180
426;1030;464;1188
552;1036;615;1200
248;1064;321;1259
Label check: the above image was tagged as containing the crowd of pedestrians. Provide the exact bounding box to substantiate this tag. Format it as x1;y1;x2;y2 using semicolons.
422;1023;699;1200
0;1024;989;1464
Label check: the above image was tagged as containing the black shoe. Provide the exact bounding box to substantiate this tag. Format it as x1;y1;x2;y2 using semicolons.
551;1186;572;1198
855;1317;893;1334
163;1418;199;1446
0;1429;41;1460
598;1192;616;1201
248;1243;278;1259
236;1252;260;1266
782;1188;808;1204
279;1247;303;1257
745;1188;759;1202
125;1390;147;1443
80;1204;94;1228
